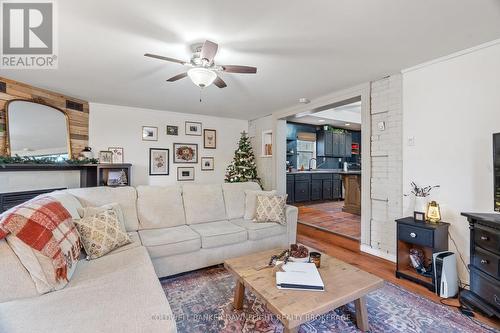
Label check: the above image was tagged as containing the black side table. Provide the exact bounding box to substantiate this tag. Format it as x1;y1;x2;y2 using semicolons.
395;217;450;291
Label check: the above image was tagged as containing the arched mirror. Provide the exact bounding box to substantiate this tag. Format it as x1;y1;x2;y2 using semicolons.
6;100;71;160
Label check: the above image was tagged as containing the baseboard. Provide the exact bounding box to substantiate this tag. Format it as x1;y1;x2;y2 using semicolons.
360;244;396;263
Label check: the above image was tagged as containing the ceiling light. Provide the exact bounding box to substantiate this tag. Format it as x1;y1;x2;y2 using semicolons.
345;123;351;126
318;119;325;123
187;68;217;88
299;98;311;104
295;111;312;118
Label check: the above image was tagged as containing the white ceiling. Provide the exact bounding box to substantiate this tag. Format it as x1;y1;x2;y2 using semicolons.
3;0;500;120
289;101;362;130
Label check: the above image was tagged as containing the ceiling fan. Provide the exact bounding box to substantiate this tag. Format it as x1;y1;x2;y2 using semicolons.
145;40;257;89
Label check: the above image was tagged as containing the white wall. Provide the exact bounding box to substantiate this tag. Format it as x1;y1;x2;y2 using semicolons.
402;41;500;283
249;115;274;190
89;103;248;186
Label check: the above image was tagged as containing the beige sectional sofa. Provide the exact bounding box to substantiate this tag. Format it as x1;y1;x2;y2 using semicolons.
0;182;298;333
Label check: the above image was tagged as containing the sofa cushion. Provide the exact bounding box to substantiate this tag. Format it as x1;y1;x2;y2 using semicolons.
222;182;261;219
139;226;201;258
75;209;131;260
183;184;227;224
136;185;186;229
230;218;286;241
44;190;83;220
244;190;277;220
189;221;247;249
67;187;139;231
107;231;141;256
0;246;176;333
0;240;38;303
1;197;81;294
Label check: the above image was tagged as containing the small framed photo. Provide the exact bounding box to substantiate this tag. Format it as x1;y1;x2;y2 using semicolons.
173;143;198;163
99;151;113;164
204;129;216;149
166;125;178;136
414;211;426;222
201;157;214;171
177;167;194;181
108;147;124;164
149;148;169;176
185;121;202;136
142;126;158;141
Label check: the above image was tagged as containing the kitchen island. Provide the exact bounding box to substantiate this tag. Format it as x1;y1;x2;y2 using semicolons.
286;169;361;212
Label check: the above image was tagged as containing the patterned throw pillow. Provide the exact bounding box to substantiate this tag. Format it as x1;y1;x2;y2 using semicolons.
0;197;81;294
254;195;288;225
244;190;277;220
74;209;131;260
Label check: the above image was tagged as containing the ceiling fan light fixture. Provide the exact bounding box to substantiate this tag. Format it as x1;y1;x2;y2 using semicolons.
187;67;217;88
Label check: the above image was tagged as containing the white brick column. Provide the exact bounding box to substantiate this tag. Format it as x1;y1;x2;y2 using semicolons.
365;75;403;260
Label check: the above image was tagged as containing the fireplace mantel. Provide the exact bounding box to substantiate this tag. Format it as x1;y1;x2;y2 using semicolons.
0;163;132;187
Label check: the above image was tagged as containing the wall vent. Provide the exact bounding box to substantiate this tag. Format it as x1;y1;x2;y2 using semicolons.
66;100;84;111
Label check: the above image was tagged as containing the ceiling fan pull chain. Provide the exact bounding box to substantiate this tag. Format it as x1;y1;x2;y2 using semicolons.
199;88;202;103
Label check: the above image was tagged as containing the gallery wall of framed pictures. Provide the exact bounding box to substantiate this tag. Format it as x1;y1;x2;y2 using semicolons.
138;121;220;182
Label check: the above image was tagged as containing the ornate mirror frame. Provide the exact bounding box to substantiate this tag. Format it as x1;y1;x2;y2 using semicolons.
5;98;73;159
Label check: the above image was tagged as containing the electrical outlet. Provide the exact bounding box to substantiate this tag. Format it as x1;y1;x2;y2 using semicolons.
377;121;385;131
408;137;415;146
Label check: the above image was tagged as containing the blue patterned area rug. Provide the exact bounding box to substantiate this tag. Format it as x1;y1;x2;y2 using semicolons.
160;266;498;333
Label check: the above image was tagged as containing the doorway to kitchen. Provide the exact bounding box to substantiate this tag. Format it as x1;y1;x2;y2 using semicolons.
284;97;362;242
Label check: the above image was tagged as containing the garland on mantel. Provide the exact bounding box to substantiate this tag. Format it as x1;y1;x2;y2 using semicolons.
0;155;99;167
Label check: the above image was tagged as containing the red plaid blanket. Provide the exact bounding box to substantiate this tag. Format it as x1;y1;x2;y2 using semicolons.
0;197;81;282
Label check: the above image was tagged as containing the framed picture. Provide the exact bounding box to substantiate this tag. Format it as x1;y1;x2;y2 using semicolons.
149;148;169;176
142;126;158;141
173;143;198;163
108;147;124;164
204;129;216;149
185;121;202;136
414;211;426;222
166;125;178;136
99;151;113;164
177;167;195;181
201;157;214;171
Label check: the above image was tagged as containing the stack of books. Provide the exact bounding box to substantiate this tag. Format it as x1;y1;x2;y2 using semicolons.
276;262;325;291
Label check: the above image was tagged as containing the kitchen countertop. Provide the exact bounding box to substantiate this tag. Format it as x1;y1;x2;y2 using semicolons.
287;169;361;175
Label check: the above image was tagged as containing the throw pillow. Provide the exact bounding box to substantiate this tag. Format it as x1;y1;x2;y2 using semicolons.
77;203;127;232
244;190;277;220
74;209;131;260
0;197;82;294
255;194;288;225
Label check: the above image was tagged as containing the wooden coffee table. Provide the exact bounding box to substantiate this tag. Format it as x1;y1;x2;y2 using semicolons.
224;248;384;333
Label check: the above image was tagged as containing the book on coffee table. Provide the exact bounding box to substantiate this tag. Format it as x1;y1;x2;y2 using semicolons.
276;262;325;291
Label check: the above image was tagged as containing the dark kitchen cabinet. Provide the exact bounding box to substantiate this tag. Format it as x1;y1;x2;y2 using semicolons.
333;179;342;199
322;180;333;200
317;131;333;157
294;181;310;202
286;175;294;204
311;180;322;201
317;130;353;158
344;133;352;157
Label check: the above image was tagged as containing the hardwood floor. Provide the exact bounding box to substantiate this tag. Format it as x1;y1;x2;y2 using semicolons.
296;201;361;240
297;232;500;329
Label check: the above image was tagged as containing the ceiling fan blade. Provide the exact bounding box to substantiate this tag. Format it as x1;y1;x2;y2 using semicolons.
200;40;218;63
213;76;227;88
144;53;186;65
166;72;188;82
222;65;257;74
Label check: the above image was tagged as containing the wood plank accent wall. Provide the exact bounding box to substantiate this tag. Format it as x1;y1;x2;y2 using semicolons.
0;76;89;158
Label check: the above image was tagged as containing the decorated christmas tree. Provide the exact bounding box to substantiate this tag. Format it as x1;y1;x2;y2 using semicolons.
225;131;260;184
